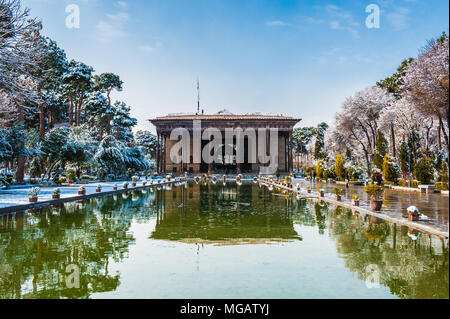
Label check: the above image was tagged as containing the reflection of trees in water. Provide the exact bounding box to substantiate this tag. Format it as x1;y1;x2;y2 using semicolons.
326;207;449;299
288;198;448;298
0;191;158;299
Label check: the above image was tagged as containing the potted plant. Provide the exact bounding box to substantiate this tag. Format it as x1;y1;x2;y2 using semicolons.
166;175;172;182
295;183;301;191
78;186;86;196
66;169;76;184
143;181;147;186
132;176;139;187
334;188;344;201
123;182;129;189
352;194;360;206
96;185;102;193
407;206;421;221
52;188;61;199
28;187;40;203
113;183;118;191
364;184;384;211
319;188;325;197
306;186;311;194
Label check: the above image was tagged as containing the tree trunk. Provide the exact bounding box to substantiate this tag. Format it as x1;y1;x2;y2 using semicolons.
437;123;442;150
390;123;396;158
16;156;26;184
39;103;45;139
439;116;449;155
69;90;74;126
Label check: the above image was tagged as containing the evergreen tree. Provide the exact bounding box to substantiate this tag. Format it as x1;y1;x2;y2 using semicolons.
335;153;345;180
314;122;328;160
374;131;388;169
399;141;412;174
382;153;401;183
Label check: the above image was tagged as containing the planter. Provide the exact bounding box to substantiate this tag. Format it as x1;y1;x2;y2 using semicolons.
408;212;420;221
52;195;60;200
132;183;137;187
370;200;383;211
78;191;86;196
96;189;101;193
143;182;147;186
307;190;311;194
335;195;342;201
352;200;360;207
29;197;38;203
123;185;128;189
113;187;118;191
320;191;325;197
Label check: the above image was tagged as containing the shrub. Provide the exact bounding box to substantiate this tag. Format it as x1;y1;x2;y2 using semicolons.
29;158;42;179
435;182;449;191
382;153;401;184
414;158;434;184
335;154;345;180
440;161;449;183
364;184;384;201
324;166;336;180
316;160;325;179
398;179;419;188
66;169;76;181
349;166;365;181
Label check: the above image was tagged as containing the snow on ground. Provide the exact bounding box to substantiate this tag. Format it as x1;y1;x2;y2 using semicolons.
0;180;150;208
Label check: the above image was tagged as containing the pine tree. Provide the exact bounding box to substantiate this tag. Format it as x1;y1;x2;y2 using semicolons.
374;131;388;169
314;122;328;160
382;153;401;183
399;141;411;173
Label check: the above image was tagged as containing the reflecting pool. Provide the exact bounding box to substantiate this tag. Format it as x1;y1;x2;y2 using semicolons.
0;183;448;299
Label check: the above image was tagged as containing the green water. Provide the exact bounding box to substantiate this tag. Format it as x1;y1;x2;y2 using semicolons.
0;182;448;299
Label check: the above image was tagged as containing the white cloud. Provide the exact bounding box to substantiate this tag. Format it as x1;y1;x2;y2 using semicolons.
115;1;128;9
95;11;130;42
266;20;291;27
386;7;409;30
139;41;162;53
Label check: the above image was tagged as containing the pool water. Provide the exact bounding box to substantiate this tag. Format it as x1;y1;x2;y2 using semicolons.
0;182;448;299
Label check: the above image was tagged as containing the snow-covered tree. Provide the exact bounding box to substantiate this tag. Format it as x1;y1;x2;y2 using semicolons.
401;33;449;154
111;101;137;143
62;60;94;126
134;130;157;158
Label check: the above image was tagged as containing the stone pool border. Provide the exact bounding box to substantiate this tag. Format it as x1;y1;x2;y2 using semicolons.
260;177;449;239
0;179;186;215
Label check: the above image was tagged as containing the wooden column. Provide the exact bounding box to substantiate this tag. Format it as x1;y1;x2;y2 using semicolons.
156;132;160;173
288;131;293;172
162;134;166;173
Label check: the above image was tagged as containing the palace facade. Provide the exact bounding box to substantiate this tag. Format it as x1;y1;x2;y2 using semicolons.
150;111;300;174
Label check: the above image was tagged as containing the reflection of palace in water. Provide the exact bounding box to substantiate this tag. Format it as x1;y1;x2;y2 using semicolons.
0;183;448;299
150;183;302;245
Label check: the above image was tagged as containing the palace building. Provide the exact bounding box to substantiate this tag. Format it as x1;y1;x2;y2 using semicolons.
150;110;300;174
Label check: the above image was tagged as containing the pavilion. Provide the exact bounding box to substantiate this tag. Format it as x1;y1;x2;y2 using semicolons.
150;110;300;174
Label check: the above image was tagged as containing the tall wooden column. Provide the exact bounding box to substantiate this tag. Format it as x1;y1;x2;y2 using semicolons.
288;131;293;172
156;132;160;173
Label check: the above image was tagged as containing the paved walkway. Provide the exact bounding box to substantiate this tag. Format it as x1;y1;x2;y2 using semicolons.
0;179;154;209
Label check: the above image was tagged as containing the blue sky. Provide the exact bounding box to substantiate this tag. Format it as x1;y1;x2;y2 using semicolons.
23;0;449;132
